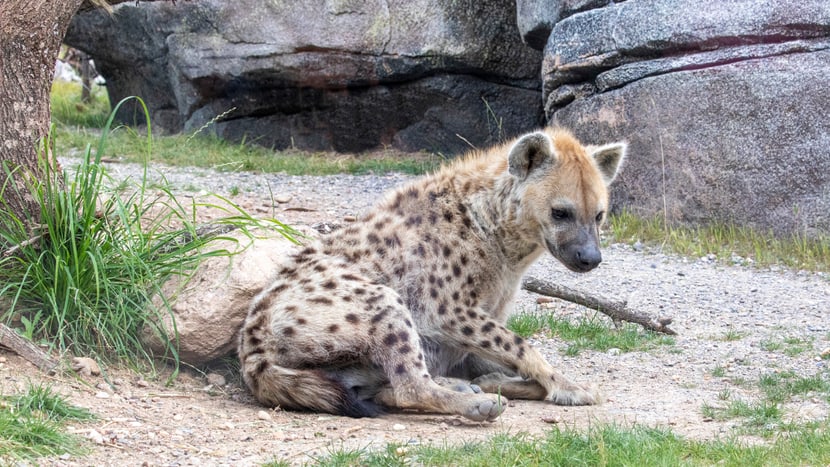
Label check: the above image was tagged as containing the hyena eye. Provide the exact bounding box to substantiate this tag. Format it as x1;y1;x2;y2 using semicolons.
595;211;605;223
551;208;572;221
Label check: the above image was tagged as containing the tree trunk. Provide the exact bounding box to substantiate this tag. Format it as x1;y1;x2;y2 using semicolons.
0;0;83;230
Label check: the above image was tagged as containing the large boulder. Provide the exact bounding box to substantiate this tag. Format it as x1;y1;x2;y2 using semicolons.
540;0;830;236
64;0;543;155
142;229;304;365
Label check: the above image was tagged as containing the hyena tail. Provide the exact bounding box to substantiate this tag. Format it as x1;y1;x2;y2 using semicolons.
242;359;382;418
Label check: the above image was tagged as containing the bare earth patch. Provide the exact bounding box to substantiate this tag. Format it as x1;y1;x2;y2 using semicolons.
9;162;829;466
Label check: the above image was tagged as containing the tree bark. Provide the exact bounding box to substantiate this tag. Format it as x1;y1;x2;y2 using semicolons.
0;0;83;230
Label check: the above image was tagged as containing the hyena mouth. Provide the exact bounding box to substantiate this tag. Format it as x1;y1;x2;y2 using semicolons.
545;239;599;273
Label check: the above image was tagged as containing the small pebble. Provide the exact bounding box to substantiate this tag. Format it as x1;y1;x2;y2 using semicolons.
392;423;406;431
275;194;292;204
257;410;272;421
95;391;110;399
206;373;226;387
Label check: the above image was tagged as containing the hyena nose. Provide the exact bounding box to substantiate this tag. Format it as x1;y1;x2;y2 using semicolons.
576;247;602;270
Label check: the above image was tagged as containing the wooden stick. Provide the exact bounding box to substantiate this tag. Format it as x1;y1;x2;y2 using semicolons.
0;322;59;373
522;276;677;335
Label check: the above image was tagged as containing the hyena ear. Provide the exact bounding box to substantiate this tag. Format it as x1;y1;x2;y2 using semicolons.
508;132;555;180
589;142;627;184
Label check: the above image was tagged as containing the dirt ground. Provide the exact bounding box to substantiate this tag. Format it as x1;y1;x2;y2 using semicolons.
5;173;830;466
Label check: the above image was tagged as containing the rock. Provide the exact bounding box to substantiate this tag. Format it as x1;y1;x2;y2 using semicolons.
256;410;272;422
65;0;543;155
274;195;292;204
516;0;611;50
206;373;227;387
141;228;308;365
544;0;830;236
71;357;101;377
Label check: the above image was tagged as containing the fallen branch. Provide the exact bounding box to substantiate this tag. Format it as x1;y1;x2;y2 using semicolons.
0;322;59;373
522;276;677;335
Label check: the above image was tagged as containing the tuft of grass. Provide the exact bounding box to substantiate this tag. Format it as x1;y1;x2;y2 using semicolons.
506;311;675;356
1;97;297;371
711;366;727;378
0;383;92;461
609;209;830;272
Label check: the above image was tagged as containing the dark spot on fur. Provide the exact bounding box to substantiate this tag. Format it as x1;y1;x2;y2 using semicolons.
503;343;512;351
517;346;526;359
354;288;366;295
323;343;334;352
407;187;419;198
346;313;360;324
461;326;474;336
368;326;377;335
466;310;478;319
481;322;495;333
514;336;524;345
322;280;337;289
384;235;401;248
428;212;437;224
415;244;426;257
494;335;503;345
406;215;423;227
399;344;412;354
404;319;412;327
480;340;492;348
453;307;463;315
398;330;409;342
283;327;296;337
371;308;390;324
452;264;462;277
367;233;380;244
396;297;404;305
303;285;316;293
285;305;298;313
452;292;460;301
395;363;407;375
279;267;297;278
428;274;436;284
328;324;339;333
313;264;327;273
374;219;390;230
429;288;438;298
253;360;269;377
366;294;383;305
247;347;264;356
442;245;451;257
309;296;333;305
248;336;262;347
296;318;307;325
383;333;399;346
460;254;469;266
443;210;454;222
342;273;361;281
437;303;447;315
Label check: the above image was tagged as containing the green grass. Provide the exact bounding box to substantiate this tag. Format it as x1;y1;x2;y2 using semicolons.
609;209;830;272
301;423;830;466
506;311;675;356
702;370;830;436
1;96;297;371
0;383;93;461
50;81;442;176
761;336;814;357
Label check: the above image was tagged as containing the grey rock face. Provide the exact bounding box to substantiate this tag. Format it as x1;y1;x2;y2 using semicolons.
65;0;543;154
543;0;830;236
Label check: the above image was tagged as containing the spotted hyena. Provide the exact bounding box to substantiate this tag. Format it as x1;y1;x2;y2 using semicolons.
238;128;626;421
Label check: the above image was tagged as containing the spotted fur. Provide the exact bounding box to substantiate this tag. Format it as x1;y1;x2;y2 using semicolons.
238;128;626;421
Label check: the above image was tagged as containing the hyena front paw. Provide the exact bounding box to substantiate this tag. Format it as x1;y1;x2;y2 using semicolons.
462;394;508;422
546;383;603;406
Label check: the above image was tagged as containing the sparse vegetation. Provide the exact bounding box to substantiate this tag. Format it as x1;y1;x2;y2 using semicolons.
51;81;442;177
506;310;675;356
0;383;93;461
609;209;830;272
305;423;830;466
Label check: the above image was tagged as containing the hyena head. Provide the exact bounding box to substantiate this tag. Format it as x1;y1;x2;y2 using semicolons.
508;128;626;273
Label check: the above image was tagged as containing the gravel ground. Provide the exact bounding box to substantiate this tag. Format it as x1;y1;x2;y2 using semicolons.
16;159;830;465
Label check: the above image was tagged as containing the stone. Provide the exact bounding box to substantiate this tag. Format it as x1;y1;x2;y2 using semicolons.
543;0;830;236
65;0;543;155
142;228;308;365
552;51;830;236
